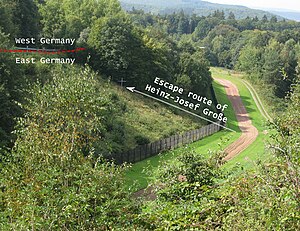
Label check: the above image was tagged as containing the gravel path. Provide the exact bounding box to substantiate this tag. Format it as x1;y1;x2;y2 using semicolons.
215;78;259;161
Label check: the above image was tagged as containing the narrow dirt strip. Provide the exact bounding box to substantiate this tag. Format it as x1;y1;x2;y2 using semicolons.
215;78;259;161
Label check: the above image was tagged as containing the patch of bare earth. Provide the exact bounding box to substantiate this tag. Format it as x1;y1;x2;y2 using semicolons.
132;186;157;201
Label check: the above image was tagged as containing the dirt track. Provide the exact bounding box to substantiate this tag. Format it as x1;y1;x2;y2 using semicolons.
215;78;259;161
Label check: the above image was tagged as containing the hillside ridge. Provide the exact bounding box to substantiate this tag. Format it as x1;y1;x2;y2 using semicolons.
121;0;280;19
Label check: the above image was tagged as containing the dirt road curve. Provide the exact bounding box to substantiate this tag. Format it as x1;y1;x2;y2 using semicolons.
215;78;259;161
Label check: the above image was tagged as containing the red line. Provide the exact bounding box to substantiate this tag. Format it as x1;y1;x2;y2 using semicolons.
0;48;86;54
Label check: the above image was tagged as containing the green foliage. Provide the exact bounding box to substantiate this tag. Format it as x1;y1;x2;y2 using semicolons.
176;74;191;90
218;81;300;229
0;155;140;230
0;0;40;38
38;0;121;38
14;0;40;38
271;76;299;176
204;24;239;67
154;148;224;199
177;51;212;93
237;45;263;77
138;148;225;229
1;2;299;229
127;9;300;102
134;135;150;145
138;77;300;230
0;30;24;147
88;13;177;88
262;39;282;86
122;0;278;20
17;65;128;157
193;19;215;40
0;65;140;229
0;85;11;147
0;0;17;36
89;14;142;82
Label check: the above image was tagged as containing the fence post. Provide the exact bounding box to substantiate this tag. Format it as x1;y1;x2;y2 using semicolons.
155;141;158;154
140;145;143;162
183;132;186;145
117;153;122;165
127;149;130;163
150;142;153;156
175;134;179;148
133;148;136;163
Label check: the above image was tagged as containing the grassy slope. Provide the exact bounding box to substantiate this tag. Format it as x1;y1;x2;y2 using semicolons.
110;85;204;151
125;67;272;191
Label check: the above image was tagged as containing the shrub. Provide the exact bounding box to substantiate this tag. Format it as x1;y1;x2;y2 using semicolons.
135;135;150;145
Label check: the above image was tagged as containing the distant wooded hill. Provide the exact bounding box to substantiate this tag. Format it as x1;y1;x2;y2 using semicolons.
121;0;280;20
270;11;300;21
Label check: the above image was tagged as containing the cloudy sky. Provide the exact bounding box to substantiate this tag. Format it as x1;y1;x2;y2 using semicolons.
206;0;300;12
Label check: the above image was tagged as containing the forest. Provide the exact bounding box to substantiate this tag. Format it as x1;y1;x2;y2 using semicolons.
120;0;278;20
0;0;299;230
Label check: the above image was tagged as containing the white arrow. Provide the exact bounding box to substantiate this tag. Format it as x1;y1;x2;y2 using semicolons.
126;87;135;93
126;86;236;133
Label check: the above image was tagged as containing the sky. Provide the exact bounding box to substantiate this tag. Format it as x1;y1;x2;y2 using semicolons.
206;0;300;12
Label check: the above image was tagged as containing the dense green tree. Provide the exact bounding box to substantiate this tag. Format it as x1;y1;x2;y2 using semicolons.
262;39;283;85
228;12;235;20
204;24;239;67
88;13;155;86
0;0;40;39
193;19;215;39
177;11;189;34
177;51;212;93
142;27;179;82
227;12;237;27
212;10;225;20
14;0;40;38
277;39;298;97
38;0;121;39
0;0;17;36
237;16;255;30
262;14;268;23
0;30;24;148
237;45;263;79
270;15;278;23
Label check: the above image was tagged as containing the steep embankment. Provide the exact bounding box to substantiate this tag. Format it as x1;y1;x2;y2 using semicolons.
109;84;205;151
